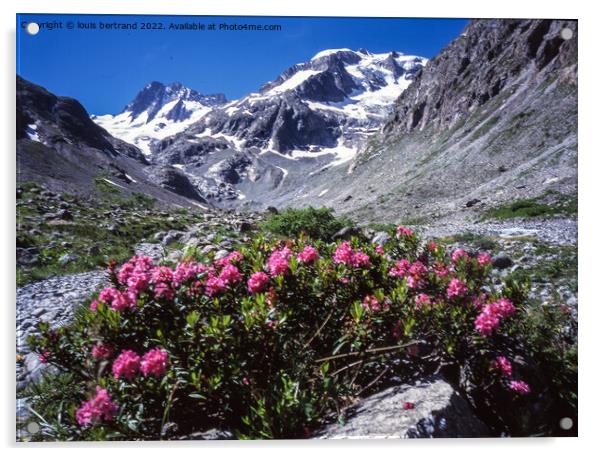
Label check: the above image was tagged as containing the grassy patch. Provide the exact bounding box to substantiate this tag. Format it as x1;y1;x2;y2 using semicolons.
16;183;206;286
261;207;351;241
481;194;577;221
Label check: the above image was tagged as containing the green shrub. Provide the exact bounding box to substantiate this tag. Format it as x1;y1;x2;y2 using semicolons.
261;207;351;241
23;229;576;440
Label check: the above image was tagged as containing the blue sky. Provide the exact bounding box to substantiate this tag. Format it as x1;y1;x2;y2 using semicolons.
17;14;468;115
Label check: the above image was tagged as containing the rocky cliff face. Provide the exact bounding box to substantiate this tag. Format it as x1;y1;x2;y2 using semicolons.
17;77;207;206
295;19;577;224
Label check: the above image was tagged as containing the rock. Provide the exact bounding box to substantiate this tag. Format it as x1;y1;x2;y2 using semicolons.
56;209;73;220
58;253;79;265
181;429;235;440
266;206;279;214
314;377;490;439
162;231;183;246
466;199;481;208
238;221;253;233
214;249;230;260
372;231;391;246
343;195;353;202
87;245;101;256
200;245;217;255
153;232;165;242
61;241;72;248
491;253;513;269
332;226;362;241
32;307;46;317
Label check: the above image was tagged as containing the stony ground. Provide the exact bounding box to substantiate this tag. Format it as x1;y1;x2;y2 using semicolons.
15;186;577;439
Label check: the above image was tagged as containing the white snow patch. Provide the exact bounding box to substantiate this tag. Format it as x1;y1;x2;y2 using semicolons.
26;124;41;142
124;173;138;183
318;189;329;197
311;48;353;60
101;178;127;190
268;70;322;94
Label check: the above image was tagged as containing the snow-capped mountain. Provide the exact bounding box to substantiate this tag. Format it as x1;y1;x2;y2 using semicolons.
92;81;226;155
148;49;427;206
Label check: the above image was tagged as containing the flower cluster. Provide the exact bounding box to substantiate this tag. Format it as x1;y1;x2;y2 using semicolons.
267;247;292;276
447;278;468;298
474;298;517;336
111;347;169;381
91;342;112;360
509;380;531;395
362;294;389;312
492;355;513;377
297;246;319;264
451;249;470;263
332;241;370;268
112;350;141;380
76;387;119;427
247;271;270;294
396;225;414;238
140;348;169;378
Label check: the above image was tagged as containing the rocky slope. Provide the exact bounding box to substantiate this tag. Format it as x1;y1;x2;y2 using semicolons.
17;77;208;207
295;19;577;225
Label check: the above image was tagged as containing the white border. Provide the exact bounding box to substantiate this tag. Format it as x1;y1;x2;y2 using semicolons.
2;1;600;455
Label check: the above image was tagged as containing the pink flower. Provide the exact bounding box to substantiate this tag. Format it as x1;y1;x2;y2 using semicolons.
396;226;414;238
403;401;415;410
509;380;531;395
477;252;492;266
118;256;154;294
427;241;438;252
267;247;292;276
297;245;319;264
112;350;141;380
375;245;385;255
432;262;449;278
173;262;208;287
98;287;136;312
205;275;227;297
333;241;354;266
38;350;50;364
242;377;250;386
452;249;470;263
91;342;112;360
215;251;243;268
415;293;432;308
140;348;169;378
152;266;173;284
389;259;410;278
474;308;500;336
154;282;174;300
447;278;468;298
362;295;381;312
76;387;119;427
492;356;513;377
491;298;516;318
407;261;427;288
351;251;371;268
248;271;270;294
219;264;243;286
90;300;99;312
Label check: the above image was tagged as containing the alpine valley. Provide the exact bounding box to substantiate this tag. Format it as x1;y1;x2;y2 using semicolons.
16;18;578;440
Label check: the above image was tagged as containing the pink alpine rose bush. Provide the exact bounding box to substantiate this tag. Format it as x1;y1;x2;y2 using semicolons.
25;228;574;440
